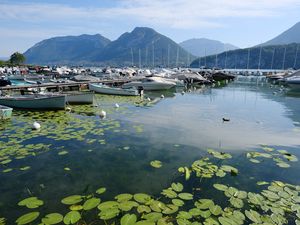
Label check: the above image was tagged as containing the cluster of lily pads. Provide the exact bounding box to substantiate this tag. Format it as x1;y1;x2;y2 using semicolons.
0;106;145;174
0;147;299;225
246;146;298;168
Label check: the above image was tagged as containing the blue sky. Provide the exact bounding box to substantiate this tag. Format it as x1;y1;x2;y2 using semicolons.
1;0;300;56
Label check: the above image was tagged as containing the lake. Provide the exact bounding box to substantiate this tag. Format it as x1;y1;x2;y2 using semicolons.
1;76;300;225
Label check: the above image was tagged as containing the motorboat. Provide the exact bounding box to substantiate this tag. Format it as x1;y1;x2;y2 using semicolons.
89;83;139;96
122;77;176;91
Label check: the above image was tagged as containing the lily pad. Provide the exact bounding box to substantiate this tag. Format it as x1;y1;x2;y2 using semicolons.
63;211;81;224
83;198;101;210
16;212;40;225
96;187;106;194
115;193;133;202
178;193;193;200
98;208;120;220
61;195;82;205
150;160;162;168
121;214;137;225
171;182;184;192
134;193;152;203
18;197;44;209
41;213;63;225
245;210;261;223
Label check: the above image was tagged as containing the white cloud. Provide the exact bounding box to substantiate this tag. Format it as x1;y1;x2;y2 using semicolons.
0;0;299;29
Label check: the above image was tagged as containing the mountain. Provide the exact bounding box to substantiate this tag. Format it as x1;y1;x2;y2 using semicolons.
190;43;300;70
179;38;239;57
90;27;195;66
261;22;300;46
24;27;195;66
24;34;111;65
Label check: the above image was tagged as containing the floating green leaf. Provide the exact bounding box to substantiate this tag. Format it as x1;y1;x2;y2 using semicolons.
83;198;100;210
18;197;44;209
115;193;133;202
213;184;228;191
16;212;39;225
245;210;261;223
150;160;162;168
121;214;137;225
134;193;152;203
171;183;184;192
61;195;82;205
178;193;193;200
63;211;81;224
96;187;106;194
98;208;120;220
41;213;63;225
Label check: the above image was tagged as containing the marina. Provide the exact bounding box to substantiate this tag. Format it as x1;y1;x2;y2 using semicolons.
1;1;300;224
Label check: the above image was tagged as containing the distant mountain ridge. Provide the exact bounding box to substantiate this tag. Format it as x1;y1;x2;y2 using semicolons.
24;34;111;65
179;38;239;57
190;43;300;70
261;22;300;46
24;27;195;66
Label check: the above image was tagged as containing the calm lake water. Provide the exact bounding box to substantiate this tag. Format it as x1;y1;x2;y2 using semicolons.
1;76;300;224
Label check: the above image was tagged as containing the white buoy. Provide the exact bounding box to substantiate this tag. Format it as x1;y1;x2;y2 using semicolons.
99;110;106;118
161;94;164;99
32;122;41;130
181;91;185;95
115;103;119;108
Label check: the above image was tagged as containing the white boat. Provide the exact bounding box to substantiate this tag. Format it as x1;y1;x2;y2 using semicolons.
284;70;300;90
89;83;139;96
0;94;66;110
0;105;13;119
122;77;176;91
42;91;94;104
65;92;94;104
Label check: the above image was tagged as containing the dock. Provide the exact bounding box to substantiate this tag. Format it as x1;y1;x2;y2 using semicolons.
0;79;130;92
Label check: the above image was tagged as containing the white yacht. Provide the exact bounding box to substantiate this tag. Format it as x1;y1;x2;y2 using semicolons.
122;77;176;91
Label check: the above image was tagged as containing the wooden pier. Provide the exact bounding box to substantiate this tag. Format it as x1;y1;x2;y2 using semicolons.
0;79;130;92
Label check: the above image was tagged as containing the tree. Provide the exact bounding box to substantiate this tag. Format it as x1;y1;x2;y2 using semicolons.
9;52;26;65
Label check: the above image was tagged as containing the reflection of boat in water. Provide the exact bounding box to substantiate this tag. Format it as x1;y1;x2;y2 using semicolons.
0;105;13;119
123;77;176;91
0;94;66;110
89;83;139;96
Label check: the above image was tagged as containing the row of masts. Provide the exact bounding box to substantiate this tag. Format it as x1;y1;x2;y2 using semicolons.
129;44;300;69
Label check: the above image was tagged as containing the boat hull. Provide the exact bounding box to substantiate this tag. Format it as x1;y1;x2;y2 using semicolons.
0;95;66;110
123;82;175;91
64;92;94;104
89;83;138;96
0;105;13;119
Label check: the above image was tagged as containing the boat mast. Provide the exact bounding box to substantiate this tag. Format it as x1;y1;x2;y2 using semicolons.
139;48;141;68
198;56;201;69
152;42;154;68
282;46;287;70
224;49;228;69
145;47;148;67
167;44;170;68
271;47;275;70
204;48;207;68
215;48;218;68
258;46;262;70
176;47;179;68
131;48;134;67
246;48;250;70
293;44;299;69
